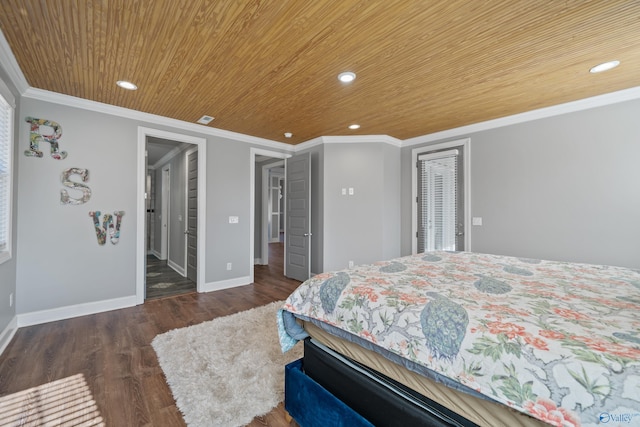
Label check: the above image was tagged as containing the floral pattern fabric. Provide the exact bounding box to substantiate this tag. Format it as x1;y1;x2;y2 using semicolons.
280;251;640;426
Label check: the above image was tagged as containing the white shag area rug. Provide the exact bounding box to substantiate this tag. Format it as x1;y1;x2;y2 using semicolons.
152;301;303;427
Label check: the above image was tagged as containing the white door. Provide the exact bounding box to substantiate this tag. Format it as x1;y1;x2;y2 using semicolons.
285;152;311;281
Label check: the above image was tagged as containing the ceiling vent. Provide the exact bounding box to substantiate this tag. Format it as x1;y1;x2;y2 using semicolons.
197;115;214;125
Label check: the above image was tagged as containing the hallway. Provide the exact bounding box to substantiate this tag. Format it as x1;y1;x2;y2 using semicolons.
146;255;196;300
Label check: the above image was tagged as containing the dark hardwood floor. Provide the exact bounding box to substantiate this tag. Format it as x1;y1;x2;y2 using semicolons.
146;254;197;300
0;242;301;426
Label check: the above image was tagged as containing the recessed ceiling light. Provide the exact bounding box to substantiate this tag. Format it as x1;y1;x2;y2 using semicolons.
116;80;137;90
197;115;214;125
284;132;293;138
348;124;360;130
338;72;356;83
589;60;620;73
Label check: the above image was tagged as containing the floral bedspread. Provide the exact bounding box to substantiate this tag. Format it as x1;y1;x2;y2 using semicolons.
279;251;640;427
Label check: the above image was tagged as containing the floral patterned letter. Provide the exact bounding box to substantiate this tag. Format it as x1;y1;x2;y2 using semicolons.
25;117;68;159
61;168;91;205
89;211;125;245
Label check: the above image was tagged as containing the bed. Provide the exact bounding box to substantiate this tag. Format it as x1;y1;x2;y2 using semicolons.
278;251;640;427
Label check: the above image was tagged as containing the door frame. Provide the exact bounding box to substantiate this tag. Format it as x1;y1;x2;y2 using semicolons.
184;146;198;281
262;160;284;260
136;127;207;304
411;138;471;254
160;164;171;260
250;148;291;283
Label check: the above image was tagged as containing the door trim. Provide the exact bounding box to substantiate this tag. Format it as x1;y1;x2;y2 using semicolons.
184;146;198;280
262;160;284;263
160;164;171;260
250;148;291;284
411;138;471;254
137;127;207;304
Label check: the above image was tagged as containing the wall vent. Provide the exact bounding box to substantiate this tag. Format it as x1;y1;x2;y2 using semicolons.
197;115;214;125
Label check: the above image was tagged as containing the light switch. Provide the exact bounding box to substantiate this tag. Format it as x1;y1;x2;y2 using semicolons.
229;216;239;224
472;217;483;226
341;188;347;195
348;187;354;195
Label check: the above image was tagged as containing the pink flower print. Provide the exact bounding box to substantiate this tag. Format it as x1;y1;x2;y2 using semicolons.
523;398;580;427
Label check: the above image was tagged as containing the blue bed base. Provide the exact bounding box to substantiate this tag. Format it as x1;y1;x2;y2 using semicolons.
284;359;374;427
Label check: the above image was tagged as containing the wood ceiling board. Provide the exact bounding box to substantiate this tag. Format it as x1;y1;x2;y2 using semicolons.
1;0;639;144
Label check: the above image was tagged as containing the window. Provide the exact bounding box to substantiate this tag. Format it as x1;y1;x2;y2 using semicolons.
411;138;470;255
0;79;15;264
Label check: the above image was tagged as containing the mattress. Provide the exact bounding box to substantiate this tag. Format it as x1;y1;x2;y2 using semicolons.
304;321;544;427
279;251;640;426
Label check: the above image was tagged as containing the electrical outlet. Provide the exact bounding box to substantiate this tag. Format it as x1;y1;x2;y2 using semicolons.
348;260;354;269
226;262;232;270
229;216;239;224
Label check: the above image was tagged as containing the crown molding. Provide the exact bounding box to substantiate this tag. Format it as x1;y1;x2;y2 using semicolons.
321;135;402;147
21;87;294;151
402;86;640;147
0;29;29;94
293;134;402;152
293;136;324;152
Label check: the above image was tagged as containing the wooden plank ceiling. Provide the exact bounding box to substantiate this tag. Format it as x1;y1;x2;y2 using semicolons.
1;0;639;145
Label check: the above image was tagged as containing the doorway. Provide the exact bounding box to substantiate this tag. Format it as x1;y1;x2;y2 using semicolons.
250;148;290;284
261;160;285;263
136;128;207;304
411;138;470;254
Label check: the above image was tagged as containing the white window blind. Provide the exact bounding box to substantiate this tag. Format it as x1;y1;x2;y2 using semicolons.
417;149;458;253
0;88;13;259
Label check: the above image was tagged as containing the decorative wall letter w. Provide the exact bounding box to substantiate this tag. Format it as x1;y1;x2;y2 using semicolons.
89;211;125;245
61;168;91;205
25;117;68;159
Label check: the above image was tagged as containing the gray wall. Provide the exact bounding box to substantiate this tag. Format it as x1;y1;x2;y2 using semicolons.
16;98;139;312
401;99;640;269
0;70;19;345
14;95;290;315
322;142;401;271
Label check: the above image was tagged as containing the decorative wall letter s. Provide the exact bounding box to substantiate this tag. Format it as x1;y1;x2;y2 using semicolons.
61;168;91;205
25;117;68;159
89;211;125;245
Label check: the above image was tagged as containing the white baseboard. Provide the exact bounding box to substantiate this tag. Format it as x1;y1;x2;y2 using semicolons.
151;250;162;259
201;276;251;293
167;259;186;277
0;316;18;356
17;295;138;328
254;258;263;265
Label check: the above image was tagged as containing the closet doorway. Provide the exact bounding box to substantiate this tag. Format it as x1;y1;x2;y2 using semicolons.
136;127;207;304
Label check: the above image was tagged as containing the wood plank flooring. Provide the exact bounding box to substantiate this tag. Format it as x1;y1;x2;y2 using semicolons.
145;254;196;300
0;243;301;426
